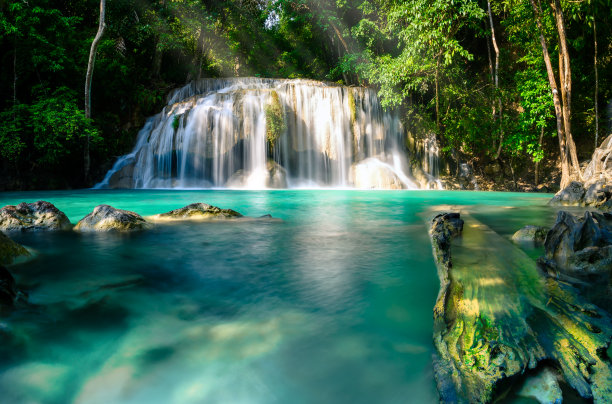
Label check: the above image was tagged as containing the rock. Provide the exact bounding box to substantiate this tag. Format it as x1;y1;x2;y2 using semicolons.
512;225;549;244
74;205;151;232
266;161;288;189
543;210;612;275
0;201;71;231
149;203;242;222
517;367;563;404
549;181;586;206
536;184;551;193
350;158;408;189
541;210;612;310
429;212;612;403
225;161;288;189
0;232;30;266
107;161;136;189
0;266;20;307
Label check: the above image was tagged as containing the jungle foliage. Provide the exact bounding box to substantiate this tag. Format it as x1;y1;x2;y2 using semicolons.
0;0;611;188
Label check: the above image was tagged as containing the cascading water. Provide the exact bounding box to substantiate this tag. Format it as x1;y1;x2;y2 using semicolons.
96;78;418;189
422;133;443;189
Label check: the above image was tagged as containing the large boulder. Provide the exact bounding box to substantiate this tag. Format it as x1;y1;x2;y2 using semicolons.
0;201;71;231
0;232;30;266
549;181;586;206
539;210;612;309
543;210;612;275
549;181;612;211
149;203;243;222
74;205;151;232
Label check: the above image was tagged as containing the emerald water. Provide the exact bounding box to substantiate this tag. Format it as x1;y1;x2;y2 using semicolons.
0;190;554;404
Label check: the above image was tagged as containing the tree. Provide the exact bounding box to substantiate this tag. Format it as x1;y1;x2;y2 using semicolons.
528;0;580;188
84;0;106;180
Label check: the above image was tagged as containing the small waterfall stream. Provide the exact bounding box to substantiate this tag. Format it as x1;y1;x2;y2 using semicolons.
96;78;421;189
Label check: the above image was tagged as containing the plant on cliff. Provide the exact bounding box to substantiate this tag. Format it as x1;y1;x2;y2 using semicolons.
265;90;285;152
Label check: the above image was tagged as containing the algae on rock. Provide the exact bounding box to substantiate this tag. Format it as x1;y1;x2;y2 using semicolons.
429;212;612;403
149;203;243;222
0;232;30;266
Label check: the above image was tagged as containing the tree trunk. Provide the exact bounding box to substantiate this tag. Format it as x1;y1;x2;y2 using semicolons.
197;24;206;80
435;56;440;132
488;1;504;159
84;0;106;181
535;125;544;186
551;0;581;180
152;38;163;80
13;37;17;113
529;0;571;188
594;16;599;149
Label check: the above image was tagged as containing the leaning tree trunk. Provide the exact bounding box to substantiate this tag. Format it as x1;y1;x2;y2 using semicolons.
84;0;106;181
551;0;581;181
529;0;571;188
594;16;599;149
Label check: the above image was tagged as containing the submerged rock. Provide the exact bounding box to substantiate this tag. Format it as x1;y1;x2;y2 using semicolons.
149;203;243;222
517;367;562;404
429;212;612;403
511;225;549;244
0;266;20;307
74;205;151;232
0;201;71;231
0;232;30;266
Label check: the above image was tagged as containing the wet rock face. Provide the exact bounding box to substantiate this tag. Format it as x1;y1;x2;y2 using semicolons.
512;225;549;244
549;181;612;211
543;211;612;276
0;201;71;231
0;232;31;266
151;203;243;221
74;205;151;232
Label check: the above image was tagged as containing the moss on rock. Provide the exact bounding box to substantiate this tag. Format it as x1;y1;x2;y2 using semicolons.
265;91;285;151
0;232;30;266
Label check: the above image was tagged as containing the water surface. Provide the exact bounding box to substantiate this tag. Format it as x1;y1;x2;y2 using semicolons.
0;190;553;404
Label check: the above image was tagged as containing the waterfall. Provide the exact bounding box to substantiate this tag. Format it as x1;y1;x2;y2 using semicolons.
418;133;442;189
96;78;419;189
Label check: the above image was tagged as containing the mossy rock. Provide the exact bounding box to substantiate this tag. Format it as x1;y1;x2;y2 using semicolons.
0;232;30;266
429;212;612;403
512;225;549;244
149;203;243;222
74;205;151;232
0;201;71;231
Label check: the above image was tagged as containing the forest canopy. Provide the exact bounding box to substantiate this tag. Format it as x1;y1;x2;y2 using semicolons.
0;0;611;189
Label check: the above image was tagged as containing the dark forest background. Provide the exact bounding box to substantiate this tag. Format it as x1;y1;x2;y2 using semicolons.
1;0;611;190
